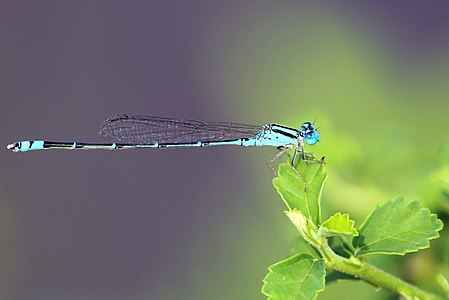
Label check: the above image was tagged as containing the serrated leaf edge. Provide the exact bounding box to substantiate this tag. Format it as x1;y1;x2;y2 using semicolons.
355;196;444;256
321;213;358;237
262;254;326;300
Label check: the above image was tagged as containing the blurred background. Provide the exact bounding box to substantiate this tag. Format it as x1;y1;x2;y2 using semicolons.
1;1;449;299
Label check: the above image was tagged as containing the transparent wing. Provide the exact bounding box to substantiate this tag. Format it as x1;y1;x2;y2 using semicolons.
99;114;263;144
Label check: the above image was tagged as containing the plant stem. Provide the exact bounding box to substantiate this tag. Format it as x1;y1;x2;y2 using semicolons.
319;239;444;300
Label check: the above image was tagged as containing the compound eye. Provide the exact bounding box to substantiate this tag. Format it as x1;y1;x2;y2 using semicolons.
304;131;320;145
302;122;315;131
309;123;316;131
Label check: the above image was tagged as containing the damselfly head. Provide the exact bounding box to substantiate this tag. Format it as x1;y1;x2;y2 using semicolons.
299;122;320;145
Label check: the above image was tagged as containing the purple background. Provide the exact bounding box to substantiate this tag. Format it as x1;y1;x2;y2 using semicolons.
2;1;449;299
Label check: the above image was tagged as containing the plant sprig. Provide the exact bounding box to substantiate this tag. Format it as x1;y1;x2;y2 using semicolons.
262;159;445;300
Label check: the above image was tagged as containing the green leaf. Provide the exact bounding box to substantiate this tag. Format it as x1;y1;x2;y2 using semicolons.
273;159;327;224
321;213;358;237
353;196;444;256
262;253;325;300
327;236;354;258
286;210;319;246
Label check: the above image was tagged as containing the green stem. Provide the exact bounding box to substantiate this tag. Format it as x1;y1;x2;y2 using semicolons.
287;211;443;298
319;239;444;300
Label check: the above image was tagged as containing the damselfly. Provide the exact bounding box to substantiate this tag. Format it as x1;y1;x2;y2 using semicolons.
7;114;320;170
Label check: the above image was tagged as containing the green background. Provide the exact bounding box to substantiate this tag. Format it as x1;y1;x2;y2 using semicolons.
1;1;448;299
